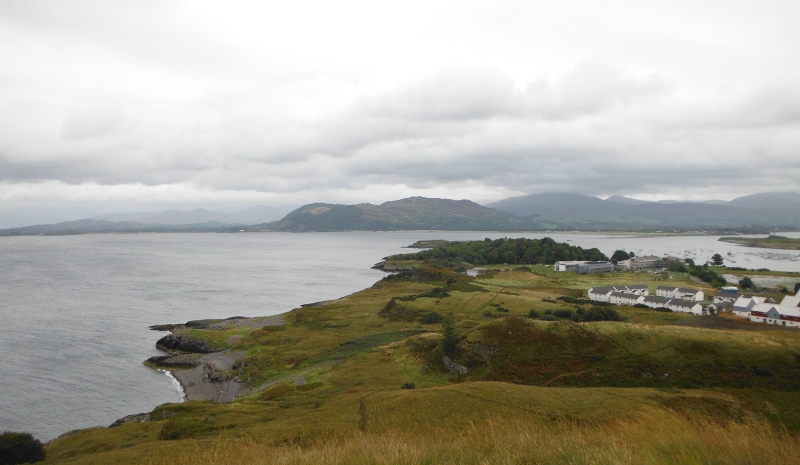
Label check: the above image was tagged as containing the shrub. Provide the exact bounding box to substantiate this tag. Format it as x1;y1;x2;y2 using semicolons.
440;317;457;356
496;307;510;313
528;309;541;318
581;307;623;322
401;382;416;389
634;303;649;308
0;431;45;465
419;311;445;324
553;309;574;319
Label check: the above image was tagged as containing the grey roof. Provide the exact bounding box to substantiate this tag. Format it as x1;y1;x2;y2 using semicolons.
657;286;677;291
589;287;615;294
677;287;700;293
715;292;741;297
626;284;649;290
644;296;671;304
670;299;698;308
610;292;640;299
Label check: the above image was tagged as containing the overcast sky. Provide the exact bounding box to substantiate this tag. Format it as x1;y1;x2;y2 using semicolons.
1;0;799;227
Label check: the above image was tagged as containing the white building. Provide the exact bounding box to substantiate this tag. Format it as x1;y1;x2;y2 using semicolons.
749;302;800;328
588;285;650;302
667;299;703;315
588;287;615;302
623;284;650;296
554;261;586;272
732;295;775;318
641;296;672;309
780;290;800;308
713;292;741;304
656;286;704;301
609;292;644;306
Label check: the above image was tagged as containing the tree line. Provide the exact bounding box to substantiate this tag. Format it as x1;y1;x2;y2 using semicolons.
392;237;608;265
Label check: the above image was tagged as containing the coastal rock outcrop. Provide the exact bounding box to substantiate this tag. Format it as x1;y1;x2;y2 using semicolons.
156;334;223;354
146;353;202;368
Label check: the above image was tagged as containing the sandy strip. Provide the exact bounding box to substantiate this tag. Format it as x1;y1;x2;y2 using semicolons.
171;351;246;402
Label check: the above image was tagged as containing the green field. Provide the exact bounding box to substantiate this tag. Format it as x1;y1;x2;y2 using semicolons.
38;254;800;464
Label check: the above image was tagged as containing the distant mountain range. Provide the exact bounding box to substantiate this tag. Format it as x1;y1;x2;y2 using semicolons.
0;205;294;236
485;191;800;230
2;192;799;235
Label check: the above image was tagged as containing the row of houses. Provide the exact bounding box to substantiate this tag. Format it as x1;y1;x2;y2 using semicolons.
656;286;704;301
588;285;704;315
731;290;800;327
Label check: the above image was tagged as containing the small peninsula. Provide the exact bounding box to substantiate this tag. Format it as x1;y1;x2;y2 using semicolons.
719;235;800;250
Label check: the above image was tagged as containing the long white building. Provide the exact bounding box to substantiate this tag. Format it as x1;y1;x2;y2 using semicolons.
588;286;701;315
731;291;800;327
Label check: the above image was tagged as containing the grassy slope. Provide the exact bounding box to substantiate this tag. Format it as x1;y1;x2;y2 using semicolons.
44;265;800;464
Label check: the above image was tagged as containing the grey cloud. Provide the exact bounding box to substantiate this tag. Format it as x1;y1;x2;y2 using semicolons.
351;63;670;123
61;105;124;140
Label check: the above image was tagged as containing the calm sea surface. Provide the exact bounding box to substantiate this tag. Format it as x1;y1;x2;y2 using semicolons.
2;231;800;441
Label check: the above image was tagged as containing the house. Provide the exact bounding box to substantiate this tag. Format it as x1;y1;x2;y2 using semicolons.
749;303;800;327
780;290;800;308
675;288;704;301
609;292;644;306
615;259;631;270
709;300;734;313
629;255;663;271
732;295;775;318
623;284;650;296
576;261;615;275
554;260;587;272
642;296;672;309
667;299;703;315
656;286;704;301
588;287;615;302
656;286;677;298
714;292;741;304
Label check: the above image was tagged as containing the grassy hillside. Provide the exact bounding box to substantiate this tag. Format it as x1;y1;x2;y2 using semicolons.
40;250;800;464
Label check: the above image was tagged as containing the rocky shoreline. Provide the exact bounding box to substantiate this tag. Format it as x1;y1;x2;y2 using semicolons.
144;314;285;404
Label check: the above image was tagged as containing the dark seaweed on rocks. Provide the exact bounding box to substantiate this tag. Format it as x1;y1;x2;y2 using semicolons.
156;334;223;354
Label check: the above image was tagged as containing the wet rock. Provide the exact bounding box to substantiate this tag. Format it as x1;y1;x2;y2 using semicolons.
146;353;202;368
156;334;222;354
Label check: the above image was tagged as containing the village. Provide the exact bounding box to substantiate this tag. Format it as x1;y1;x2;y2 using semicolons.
555;256;800;327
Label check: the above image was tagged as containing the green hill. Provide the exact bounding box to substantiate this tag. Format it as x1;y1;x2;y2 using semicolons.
261;197;540;231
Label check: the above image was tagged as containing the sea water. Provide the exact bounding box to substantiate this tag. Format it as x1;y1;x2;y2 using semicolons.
1;231;799;441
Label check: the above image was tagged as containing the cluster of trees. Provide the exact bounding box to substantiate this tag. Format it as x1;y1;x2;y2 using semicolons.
0;431;45;465
394;237;607;265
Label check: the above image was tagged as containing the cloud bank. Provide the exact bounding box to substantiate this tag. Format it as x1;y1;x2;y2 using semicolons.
0;0;799;227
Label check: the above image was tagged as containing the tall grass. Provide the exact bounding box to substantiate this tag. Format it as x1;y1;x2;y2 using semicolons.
147;408;800;465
